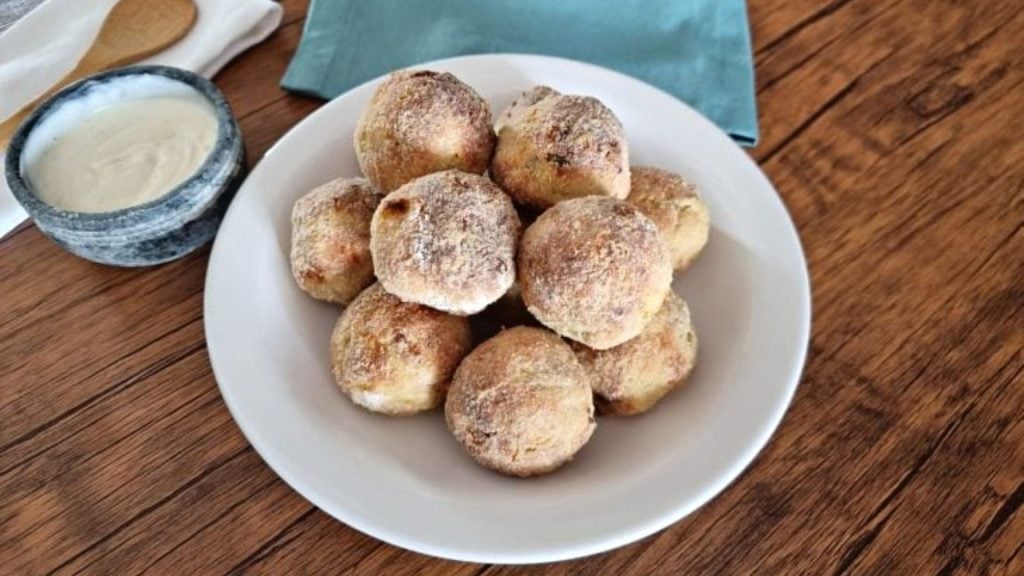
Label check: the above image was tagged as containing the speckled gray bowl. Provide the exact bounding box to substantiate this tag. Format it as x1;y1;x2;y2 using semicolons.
5;65;246;266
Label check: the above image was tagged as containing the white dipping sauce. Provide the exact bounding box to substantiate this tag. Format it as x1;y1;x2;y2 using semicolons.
26;95;217;213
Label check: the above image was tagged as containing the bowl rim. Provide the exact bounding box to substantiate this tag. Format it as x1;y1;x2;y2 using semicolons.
4;65;240;234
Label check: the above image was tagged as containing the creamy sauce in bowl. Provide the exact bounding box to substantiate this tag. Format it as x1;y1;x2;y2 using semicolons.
25;95;217;213
7;66;244;267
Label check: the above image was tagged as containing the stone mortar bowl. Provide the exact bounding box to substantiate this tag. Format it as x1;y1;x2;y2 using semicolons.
5;65;246;266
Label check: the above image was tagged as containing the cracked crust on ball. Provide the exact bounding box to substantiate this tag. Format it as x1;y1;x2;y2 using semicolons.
492;87;629;210
518;196;673;349
355;70;496;193
494;85;560;133
445;326;596;476
330;284;473;415
290;177;384;304
370;170;521;315
573;292;698;415
628;167;710;270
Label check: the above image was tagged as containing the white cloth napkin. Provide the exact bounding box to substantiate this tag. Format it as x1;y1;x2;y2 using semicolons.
0;0;283;238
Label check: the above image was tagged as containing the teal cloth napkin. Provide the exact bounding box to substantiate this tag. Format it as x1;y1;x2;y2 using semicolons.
282;0;758;146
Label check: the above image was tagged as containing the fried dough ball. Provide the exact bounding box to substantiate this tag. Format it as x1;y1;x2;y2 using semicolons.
370;170;521;315
354;70;495;193
518;197;672;350
572;292;697;415
628;167;710;270
491;86;629;210
290;177;383;304
494;85;559;133
330;284;473;415
445;327;595;476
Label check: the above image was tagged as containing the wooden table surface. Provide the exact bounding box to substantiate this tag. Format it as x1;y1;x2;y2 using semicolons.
2;0;1022;574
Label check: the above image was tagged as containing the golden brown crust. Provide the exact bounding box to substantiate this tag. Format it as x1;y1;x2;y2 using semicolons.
290;177;383;304
491;88;629;210
572;292;697;415
370;170;521;315
445;327;595;476
518;197;673;350
628;167;710;270
330;284;473;415
494;85;559;133
354;70;496;193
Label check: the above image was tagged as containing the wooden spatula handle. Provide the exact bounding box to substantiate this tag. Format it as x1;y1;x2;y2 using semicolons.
0;0;197;150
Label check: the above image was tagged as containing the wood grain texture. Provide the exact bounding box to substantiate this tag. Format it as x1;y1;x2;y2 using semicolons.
2;0;1022;574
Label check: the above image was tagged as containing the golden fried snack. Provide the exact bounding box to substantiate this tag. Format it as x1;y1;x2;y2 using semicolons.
354;70;495;193
330;284;473;415
290;177;383;304
491;87;629;210
445;326;595;476
628;167;710;270
518;196;672;349
573;292;697;415
494;85;559;133
370;170;521;315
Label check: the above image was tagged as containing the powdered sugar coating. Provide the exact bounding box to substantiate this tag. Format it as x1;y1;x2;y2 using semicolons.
518;196;672;349
354;70;496;193
628;166;710;270
290;177;383;304
445;326;596;477
573;292;697;415
492;87;629;210
370;170;521;315
494;85;559;133
330;284;473;415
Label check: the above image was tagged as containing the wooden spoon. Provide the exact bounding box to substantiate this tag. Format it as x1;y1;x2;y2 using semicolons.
0;0;198;147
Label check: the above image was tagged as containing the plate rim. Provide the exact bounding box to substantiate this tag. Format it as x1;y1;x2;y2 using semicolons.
205;53;812;564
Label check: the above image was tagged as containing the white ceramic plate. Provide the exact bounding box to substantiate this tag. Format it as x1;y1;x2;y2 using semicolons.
205;54;811;564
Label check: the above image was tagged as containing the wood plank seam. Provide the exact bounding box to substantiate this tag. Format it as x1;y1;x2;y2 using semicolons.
831;398;978;575
222;506;318;575
130;474;283;575
44;445;252;576
4;366;219;555
758;48;896;165
754;0;854;57
930;360;1023;576
757;0;902;96
864;219;1023;375
0;316;204;464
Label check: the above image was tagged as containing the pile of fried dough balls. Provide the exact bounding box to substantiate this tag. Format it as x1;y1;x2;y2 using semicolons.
290;70;710;477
